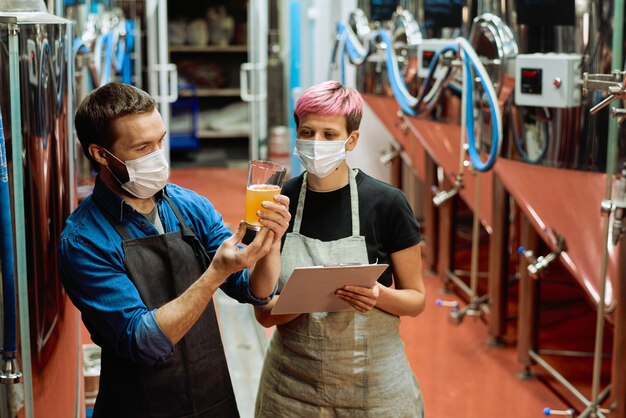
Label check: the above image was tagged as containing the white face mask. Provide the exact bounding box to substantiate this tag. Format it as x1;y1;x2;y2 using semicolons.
104;147;169;198
294;137;350;178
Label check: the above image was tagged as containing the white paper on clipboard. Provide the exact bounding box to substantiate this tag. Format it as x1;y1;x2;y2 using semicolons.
271;263;389;315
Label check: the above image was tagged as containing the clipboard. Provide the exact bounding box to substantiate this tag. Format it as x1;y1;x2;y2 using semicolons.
271;263;389;315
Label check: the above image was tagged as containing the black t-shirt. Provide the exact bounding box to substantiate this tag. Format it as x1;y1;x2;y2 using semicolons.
281;169;421;287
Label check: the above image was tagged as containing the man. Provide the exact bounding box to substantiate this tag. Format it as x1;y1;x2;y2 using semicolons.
59;82;290;417
254;80;425;417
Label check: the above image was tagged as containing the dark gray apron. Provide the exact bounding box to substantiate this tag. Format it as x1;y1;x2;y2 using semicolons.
93;194;239;418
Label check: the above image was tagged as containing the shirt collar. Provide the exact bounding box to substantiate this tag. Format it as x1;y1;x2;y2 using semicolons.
92;175;166;222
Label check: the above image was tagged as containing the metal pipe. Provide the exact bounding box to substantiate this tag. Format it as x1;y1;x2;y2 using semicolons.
452;269;489;278
590;0;625;413
578;386;612;418
8;21;34;418
0;105;21;386
157;0;170;161
445;270;474;299
538;349;612;359
470;171;481;300
528;350;592;408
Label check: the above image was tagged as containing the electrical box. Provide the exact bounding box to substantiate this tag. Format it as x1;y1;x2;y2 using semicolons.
514;53;582;108
417;38;454;79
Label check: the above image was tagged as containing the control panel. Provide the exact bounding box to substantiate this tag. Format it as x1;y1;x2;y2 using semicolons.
417;38;454;79
514;53;582;108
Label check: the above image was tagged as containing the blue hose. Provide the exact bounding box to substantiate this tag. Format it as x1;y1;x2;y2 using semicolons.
462;49;500;171
412;43;457;112
377;29;456;116
383;36;501;171
120;19;135;84
333;23;502;171
0;108;17;361
94;31;114;86
377;29;417;115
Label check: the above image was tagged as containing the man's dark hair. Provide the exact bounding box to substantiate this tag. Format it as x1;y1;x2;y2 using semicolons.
75;82;156;171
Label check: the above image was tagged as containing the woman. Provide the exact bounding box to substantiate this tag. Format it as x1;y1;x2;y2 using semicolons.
254;80;426;417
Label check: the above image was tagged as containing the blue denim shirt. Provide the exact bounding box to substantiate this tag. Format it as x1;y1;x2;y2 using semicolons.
59;177;275;365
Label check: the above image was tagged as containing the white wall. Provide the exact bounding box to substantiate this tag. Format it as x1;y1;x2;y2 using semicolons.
347;101;396;184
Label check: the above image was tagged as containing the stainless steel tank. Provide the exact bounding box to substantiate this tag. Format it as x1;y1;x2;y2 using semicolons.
355;1;423;96
504;0;616;172
0;8;78;416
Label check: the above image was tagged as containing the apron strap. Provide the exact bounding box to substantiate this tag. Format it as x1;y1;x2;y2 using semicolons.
162;193;212;264
348;169;360;236
292;175;308;234
294;168;360;236
93;197;133;241
162;194;194;236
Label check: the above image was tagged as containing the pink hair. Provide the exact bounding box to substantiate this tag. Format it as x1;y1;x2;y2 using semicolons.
294;81;363;132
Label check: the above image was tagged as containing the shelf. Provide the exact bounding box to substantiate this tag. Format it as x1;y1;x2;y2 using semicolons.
197;129;249;139
169;44;248;53
179;88;241;97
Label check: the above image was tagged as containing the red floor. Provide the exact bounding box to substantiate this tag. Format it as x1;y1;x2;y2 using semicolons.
170;166;614;418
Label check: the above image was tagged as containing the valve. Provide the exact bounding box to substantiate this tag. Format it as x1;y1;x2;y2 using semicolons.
437;296;487;325
0;353;22;384
543;407;575;416
601;162;626;245
583;70;626;124
431;174;463;207
379;147;400;166
517;231;565;278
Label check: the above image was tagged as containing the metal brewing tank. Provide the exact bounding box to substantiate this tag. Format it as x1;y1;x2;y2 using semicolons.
355;0;423;96
0;8;79;417
504;0;617;171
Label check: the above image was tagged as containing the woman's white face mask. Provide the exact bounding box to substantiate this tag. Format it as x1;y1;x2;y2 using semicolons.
293;135;351;178
104;147;169;198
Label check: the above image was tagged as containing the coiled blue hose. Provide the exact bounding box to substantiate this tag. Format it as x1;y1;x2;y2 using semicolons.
0;108;17;361
332;22;502;171
461;43;501;172
377;29;456;116
384;35;502;170
332;22;370;85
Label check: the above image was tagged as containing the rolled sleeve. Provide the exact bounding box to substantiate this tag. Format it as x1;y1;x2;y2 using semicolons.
219;269;278;305
134;310;174;365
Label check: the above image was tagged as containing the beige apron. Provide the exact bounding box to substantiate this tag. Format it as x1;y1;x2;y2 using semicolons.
255;169;424;418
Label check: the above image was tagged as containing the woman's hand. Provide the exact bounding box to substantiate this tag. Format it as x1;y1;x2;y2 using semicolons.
335;282;381;313
258;194;291;245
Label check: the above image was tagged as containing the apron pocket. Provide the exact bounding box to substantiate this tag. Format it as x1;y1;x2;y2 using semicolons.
321;335;368;409
275;334;323;402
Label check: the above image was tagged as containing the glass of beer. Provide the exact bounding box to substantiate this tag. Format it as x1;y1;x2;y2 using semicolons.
245;160;286;230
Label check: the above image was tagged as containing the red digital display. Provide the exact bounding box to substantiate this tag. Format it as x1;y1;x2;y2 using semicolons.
522;69;540;78
422;50;436;68
520;67;542;95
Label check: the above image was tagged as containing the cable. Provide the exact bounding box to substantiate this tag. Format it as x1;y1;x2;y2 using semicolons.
512;107;550;164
